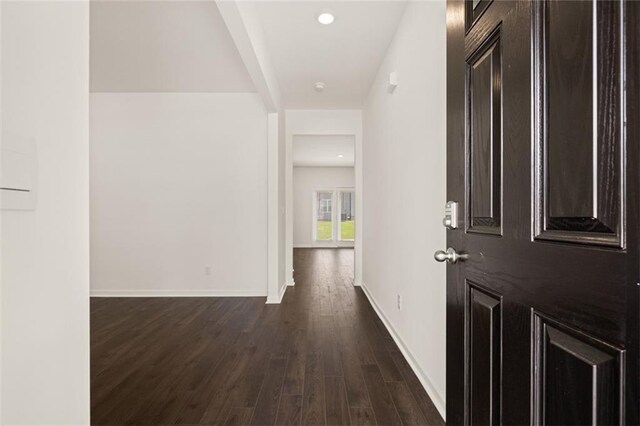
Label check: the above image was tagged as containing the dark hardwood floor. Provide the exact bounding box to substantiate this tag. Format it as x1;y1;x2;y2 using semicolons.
91;248;444;425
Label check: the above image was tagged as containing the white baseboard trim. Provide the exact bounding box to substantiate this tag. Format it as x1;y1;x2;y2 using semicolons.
265;283;288;304
90;289;267;298
360;282;446;420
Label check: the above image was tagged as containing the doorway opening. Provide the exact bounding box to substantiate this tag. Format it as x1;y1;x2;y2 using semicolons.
292;134;356;282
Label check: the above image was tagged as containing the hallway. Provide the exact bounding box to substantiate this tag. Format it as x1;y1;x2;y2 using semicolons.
91;248;444;425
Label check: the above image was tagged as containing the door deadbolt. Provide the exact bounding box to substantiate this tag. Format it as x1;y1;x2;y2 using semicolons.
443;201;459;229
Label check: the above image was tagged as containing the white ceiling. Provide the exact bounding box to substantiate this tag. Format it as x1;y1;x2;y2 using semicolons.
90;1;255;93
293;135;355;167
253;1;408;109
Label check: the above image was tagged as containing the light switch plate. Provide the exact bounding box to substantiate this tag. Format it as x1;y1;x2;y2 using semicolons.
388;71;398;92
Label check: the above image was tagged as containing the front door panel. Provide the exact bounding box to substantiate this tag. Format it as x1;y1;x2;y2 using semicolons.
468;284;502;425
446;0;639;424
467;27;502;235
534;0;623;247
533;314;623;426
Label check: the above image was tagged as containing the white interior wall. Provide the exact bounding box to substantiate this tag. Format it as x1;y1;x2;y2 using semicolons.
267;113;279;302
216;1;285;303
1;2;90;423
89;1;255;94
90;93;268;297
362;0;447;418
277;112;287;297
293;166;355;248
285;110;363;285
266;112;288;303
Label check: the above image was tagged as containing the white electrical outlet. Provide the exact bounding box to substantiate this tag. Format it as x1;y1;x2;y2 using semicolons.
397;294;402;311
205;266;212;276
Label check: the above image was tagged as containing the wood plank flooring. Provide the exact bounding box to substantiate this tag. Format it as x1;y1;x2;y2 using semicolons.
91;248;444;425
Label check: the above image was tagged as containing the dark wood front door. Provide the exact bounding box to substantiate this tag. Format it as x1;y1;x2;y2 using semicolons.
445;0;639;424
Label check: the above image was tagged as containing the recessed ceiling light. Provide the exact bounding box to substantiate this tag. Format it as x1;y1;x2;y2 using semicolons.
314;82;325;92
337;154;344;158
317;11;334;25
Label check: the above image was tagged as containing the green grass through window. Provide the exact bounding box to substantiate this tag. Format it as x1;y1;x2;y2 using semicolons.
316;221;332;240
316;220;355;241
341;220;355;240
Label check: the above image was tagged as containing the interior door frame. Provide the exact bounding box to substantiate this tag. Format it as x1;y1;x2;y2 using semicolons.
285;113;363;287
